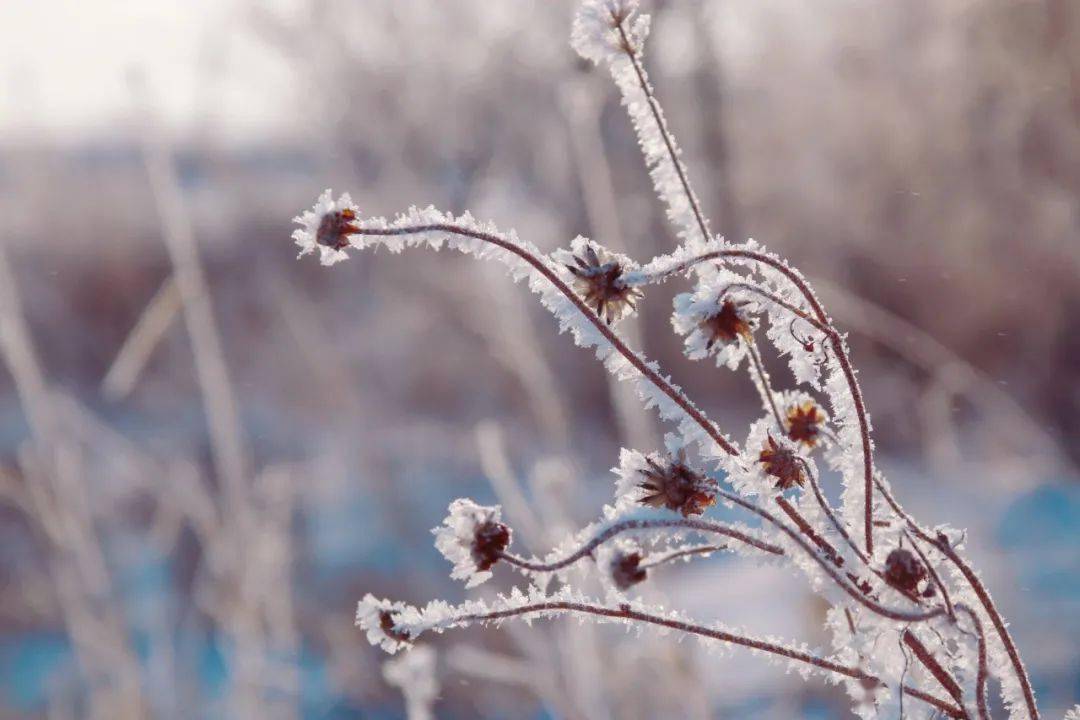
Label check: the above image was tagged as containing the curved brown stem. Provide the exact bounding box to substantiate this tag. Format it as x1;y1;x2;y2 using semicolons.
956;604;990;720
744;335;784;429
355;224;739;457
715;488;943;623
903;629;966;712
497;516;782;574
639;543;725;569
442;600;965;719
636;247;877;554
613;20;711;246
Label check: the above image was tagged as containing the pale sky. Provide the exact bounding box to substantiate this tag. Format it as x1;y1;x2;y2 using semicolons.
0;0;300;141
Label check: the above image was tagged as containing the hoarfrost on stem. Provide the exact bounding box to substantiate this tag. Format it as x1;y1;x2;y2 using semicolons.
290;1;1041;717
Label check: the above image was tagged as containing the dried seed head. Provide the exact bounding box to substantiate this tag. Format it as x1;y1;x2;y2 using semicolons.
786;401;825;448
292;190;361;265
316;207;360;251
565;243;643;324
883;548;927;594
379;610;412;646
610;550;647;590
759;434;806;491
471;519;512;572
434;499;511;587
637;453;717;517
699;300;753;351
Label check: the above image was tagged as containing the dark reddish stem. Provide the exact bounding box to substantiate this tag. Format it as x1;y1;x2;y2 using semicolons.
355;224;739;457
643;247;877;554
775;495;841;566
903;630;966;711
614;21;711;246
497;516;782;574
448;600;964;719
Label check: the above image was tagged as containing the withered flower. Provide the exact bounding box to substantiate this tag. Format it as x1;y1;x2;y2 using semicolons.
565;243;643;324
610;551;647;591
638;453;717;517
786;401;825;448
759;434;806;491
471;519;512;572
883;548;927;594
379;610;412;646
434;499;512;587
316;207;361;251
292;189;361;265
700;299;753;351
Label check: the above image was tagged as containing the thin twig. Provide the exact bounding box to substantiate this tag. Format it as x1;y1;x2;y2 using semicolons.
434;600;965;719
498;516;782;573
355;224;739;457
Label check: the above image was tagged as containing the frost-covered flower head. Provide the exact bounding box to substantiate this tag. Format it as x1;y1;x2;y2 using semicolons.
292;189;360;266
433;499;511;588
357;594;413;654
609;548;647;591
673;276;760;370
571;0;650;65
779;390;829;449
759;434;806;491
882;547;928;596
735;419;809;496
614;448;716;517
557;237;643;324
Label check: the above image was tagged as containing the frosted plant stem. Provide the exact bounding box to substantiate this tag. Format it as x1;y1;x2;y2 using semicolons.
714;488;944;623
614;21;711;246
744;336;783;429
355;224;739;457
906;530;954;618
641;247;877;554
957;605;990;720
438;600;965;719
638;544;725;569
498;516;783;574
801;458;869;566
903;629;966;712
646;246;1038;717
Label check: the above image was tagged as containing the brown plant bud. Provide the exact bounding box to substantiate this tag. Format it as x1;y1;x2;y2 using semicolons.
611;551;647;590
638;454;717;517
471;520;512;572
759;435;806;490
565;243;643;324
316;208;361;250
883;548;927;594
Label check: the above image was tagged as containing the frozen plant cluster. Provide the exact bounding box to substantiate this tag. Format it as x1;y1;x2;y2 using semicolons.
292;1;1045;717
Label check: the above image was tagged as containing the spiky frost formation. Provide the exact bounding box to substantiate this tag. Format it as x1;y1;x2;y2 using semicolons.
433;499;511;588
291;198;739;469
357;594;414;654
554;236;643;324
612;448;716;516
572;0;714;255
778;390;830;448
571;0;650;65
300;0;1043;710
672;273;760;370
732;419;812;497
291;189;360;266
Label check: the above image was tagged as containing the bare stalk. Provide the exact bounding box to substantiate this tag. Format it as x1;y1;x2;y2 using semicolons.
429;600;965;719
354;223;739;457
497;516;782;574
